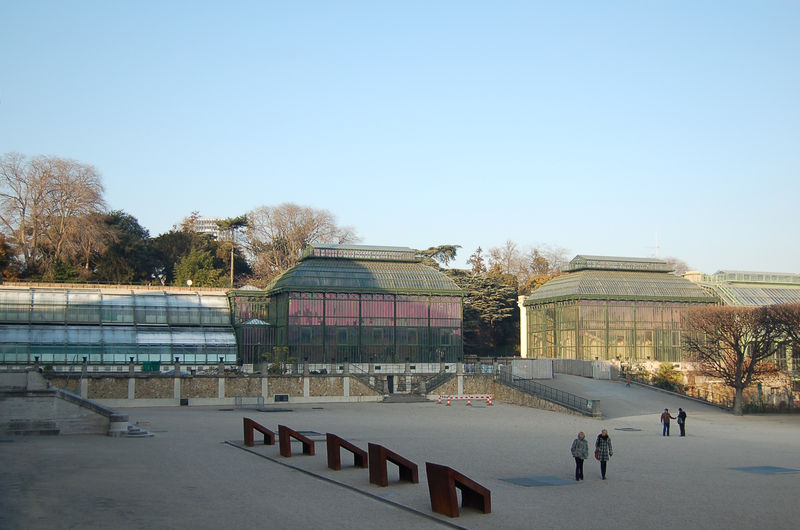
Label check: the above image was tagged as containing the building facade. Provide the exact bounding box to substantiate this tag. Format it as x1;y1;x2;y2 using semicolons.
523;255;718;363
229;245;464;364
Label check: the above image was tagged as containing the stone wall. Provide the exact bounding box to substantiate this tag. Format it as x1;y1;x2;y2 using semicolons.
40;372;581;414
88;377;127;400
182;378;217;399
309;376;343;397
225;377;263;398
268;377;305;397
134;377;173;399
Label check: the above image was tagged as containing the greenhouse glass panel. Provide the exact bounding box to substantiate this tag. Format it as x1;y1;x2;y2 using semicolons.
66;326;102;344
430;297;460;319
171;328;207;345
30;290;66;322
204;329;237;345
580;330;605;360
66;291;101;323
137;329;172;345
198;294;231;325
396;295;428;326
325;294;359;326
166;294;199;325
0;325;30;343
30;327;66;343
608;302;635;326
559;330;577;358
101;294;135;323
102;327;136;344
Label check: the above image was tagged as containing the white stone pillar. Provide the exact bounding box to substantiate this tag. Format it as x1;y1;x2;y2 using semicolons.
518;295;528;358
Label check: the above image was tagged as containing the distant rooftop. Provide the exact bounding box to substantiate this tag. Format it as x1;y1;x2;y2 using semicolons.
299;244;418;262
567;255;674;273
686;270;800;306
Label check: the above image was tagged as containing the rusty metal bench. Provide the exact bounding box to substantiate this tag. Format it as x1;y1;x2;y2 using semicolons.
425;462;491;517
243;417;275;447
326;433;368;471
368;443;419;487
278;425;315;457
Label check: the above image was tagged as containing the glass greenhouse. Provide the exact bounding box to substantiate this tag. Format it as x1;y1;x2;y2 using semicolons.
0;286;236;366
524;255;718;362
229;245;464;364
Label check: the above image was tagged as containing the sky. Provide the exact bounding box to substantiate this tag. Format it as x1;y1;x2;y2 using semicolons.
1;1;798;274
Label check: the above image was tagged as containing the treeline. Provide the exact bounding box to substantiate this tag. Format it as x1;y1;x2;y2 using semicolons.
0;153;356;287
0;152;572;355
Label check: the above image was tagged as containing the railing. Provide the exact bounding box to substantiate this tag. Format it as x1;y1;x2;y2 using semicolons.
420;371;455;394
347;363;384;394
497;371;597;416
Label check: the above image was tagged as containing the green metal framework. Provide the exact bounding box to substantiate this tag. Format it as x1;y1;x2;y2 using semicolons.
229;245;464;364
524;255;718;362
694;270;800;306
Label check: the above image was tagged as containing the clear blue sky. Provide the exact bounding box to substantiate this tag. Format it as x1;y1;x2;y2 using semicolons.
2;1;798;273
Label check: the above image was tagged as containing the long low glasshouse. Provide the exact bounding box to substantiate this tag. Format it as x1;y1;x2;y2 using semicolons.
0;286;236;366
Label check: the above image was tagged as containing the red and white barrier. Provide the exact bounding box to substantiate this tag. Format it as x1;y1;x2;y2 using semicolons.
438;395;493;405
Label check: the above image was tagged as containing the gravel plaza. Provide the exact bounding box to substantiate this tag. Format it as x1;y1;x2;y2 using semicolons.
2;376;799;529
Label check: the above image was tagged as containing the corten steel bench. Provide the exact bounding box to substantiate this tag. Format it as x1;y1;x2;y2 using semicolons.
243;417;275;447
425;462;491;517
368;443;419;487
278;425;315;457
326;433;368;471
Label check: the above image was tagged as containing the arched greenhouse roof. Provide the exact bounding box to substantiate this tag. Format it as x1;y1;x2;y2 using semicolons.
526;255;718;306
265;245;462;296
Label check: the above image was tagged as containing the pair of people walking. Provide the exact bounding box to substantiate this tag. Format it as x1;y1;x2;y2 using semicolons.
660;407;687;436
570;429;612;481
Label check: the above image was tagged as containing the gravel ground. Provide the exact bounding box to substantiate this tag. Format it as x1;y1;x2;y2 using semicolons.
2;376;798;529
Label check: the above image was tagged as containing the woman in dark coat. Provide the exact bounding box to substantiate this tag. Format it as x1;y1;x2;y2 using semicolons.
595;429;613;480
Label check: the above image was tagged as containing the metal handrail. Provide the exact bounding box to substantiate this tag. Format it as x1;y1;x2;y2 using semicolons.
422;371;455;394
497;371;596;416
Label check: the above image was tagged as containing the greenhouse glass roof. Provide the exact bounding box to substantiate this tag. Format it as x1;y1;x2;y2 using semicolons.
567;255;674;273
266;245;461;295
526;255;717;305
691;270;800;306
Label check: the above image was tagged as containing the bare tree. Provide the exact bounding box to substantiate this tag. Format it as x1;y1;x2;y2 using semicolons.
245;203;357;282
683;306;782;415
663;256;690;275
767;303;800;345
0;153;106;276
485;240;569;294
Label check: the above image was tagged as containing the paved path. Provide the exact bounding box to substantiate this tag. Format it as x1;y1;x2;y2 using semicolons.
540;373;723;420
2;384;799;529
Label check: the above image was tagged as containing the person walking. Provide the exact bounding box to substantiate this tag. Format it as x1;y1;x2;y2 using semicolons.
677;408;687;436
570;432;589;481
595;429;612;480
660;408;676;436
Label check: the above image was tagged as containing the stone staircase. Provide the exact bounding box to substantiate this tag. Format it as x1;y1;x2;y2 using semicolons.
123;423;154;438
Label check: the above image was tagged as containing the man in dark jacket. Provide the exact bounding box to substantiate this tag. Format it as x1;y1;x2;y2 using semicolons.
677;408;687;436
